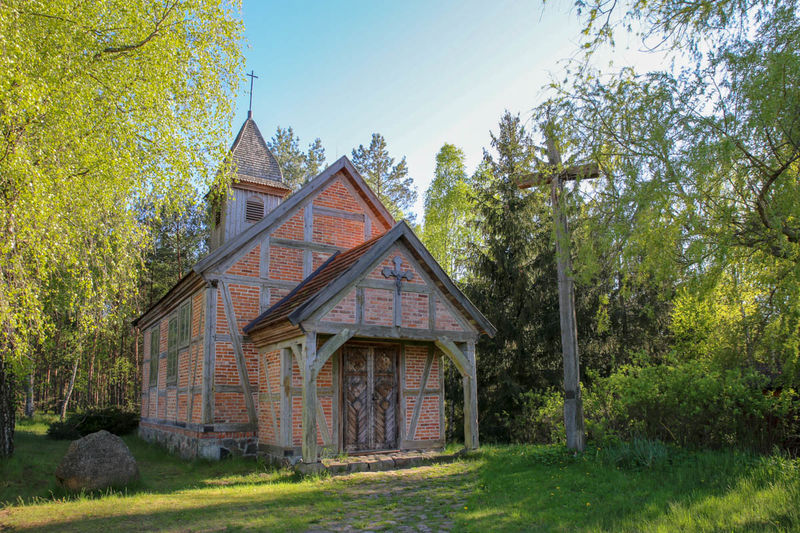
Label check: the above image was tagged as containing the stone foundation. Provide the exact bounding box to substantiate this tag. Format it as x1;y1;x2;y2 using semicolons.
138;421;258;460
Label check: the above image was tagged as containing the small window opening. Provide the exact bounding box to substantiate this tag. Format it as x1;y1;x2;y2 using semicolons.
246;198;264;223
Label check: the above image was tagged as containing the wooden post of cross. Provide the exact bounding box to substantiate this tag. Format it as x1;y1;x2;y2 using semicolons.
518;127;599;452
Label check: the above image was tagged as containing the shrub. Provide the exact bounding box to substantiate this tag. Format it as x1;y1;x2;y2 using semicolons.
47;407;140;440
584;361;799;453
503;389;565;444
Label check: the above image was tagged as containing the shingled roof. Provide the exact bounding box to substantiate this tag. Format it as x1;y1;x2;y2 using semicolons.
230;114;288;190
244;233;384;333
243;221;496;338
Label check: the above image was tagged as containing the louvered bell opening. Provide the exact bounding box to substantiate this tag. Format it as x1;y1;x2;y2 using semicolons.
245;198;264;223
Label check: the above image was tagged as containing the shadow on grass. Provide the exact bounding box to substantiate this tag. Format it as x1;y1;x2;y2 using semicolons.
0;419;298;507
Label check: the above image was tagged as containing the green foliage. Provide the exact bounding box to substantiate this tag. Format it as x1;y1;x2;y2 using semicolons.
598;437;670;469
585;361;799;452
46;407;139;440
501;389;564;445
267;126;326;190
421;144;477;279
0;0;243;455
351;133;417;221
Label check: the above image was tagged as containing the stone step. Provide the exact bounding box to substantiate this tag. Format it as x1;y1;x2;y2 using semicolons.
296;449;464;476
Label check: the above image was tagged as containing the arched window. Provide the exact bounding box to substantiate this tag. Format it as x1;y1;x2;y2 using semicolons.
245;197;264;223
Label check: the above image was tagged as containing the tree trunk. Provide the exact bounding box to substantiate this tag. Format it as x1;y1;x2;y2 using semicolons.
0;350;16;458
24;370;34;418
61;354;80;420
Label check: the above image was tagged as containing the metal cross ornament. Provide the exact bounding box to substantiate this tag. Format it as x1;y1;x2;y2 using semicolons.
382;256;413;327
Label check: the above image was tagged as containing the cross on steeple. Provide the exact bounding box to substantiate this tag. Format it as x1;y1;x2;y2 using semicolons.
382;255;414;327
246;70;259;118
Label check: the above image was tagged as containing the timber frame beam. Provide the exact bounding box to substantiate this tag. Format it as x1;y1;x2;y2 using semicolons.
435;336;479;450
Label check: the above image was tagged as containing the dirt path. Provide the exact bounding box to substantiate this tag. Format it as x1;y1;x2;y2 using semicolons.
308;463;477;532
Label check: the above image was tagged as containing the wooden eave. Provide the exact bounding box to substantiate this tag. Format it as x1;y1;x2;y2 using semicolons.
132;270;206;330
248;320;302;348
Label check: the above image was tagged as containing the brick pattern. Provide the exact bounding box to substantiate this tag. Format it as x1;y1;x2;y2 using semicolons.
269;246;303;282
322;288;357;324
258;349;281;445
229;283;260;330
313;214;365;248
312;177;362;212
403;347;442;441
435;299;464;332
272;210;304;240
227;244;261;277
289;357;334;447
401;292;428;329
215;391;248;424
364;288;394;326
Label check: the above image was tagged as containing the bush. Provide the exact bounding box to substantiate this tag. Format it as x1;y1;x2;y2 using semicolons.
584;361;799;453
503;389;565;444
47;407;140;440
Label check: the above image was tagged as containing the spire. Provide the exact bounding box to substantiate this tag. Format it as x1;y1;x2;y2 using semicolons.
247;70;258;118
229;116;285;185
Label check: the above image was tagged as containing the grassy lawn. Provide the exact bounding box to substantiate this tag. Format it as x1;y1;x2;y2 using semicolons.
0;416;798;532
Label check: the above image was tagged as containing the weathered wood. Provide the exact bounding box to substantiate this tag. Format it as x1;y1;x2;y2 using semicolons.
270;236;342;254
260;336;305;355
463;341;479;450
219;280;258;425
202;283;217;424
313;205;366;222
372;345;398;449
280;347;293;448
301;331;318;463
343;346;370;452
434;337;472;377
407;347;434;441
311;329;354;377
545;133;586;453
518;162;599;189
357;278;430;293
314;323;478;343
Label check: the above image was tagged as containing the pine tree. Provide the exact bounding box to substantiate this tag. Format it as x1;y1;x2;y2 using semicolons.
267;127;326;190
351;133;417;221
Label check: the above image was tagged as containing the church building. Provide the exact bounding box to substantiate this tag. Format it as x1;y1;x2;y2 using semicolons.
134;114;495;465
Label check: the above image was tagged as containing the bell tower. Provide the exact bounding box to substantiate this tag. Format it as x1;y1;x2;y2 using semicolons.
209;113;291;251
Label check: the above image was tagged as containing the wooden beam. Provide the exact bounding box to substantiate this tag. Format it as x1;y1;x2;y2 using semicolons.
280;347;293;448
219;280;258;426
202;282;217;424
463;341;479;450
517;162;599;189
435;337;472;378
301;331;318;463
311;328;354;377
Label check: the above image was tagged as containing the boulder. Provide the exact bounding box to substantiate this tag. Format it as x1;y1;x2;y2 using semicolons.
55;430;139;491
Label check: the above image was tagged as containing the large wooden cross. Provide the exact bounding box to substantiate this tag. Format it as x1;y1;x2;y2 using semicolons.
382;255;414;327
519;130;599;452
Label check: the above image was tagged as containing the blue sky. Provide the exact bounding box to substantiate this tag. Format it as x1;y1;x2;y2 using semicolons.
233;1;665;220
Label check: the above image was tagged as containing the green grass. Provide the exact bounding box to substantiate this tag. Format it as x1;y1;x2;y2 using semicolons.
1;416;798;531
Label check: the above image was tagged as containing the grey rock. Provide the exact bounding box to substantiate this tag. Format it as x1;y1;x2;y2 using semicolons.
55;430;139;491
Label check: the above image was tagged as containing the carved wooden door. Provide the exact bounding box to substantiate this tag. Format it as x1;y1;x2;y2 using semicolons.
343;345;398;452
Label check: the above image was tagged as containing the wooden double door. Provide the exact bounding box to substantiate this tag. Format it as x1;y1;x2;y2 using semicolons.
342;344;399;452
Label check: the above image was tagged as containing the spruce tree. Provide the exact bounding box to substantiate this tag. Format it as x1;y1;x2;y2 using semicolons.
464;112;562;441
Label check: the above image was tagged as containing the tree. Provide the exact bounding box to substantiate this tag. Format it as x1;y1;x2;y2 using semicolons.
464;112;563;441
421;144;476;279
352;133;417;221
267;127;327;190
0;0;243;456
543;1;800;380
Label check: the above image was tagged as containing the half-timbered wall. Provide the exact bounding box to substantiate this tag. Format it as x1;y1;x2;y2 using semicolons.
203;171;391;455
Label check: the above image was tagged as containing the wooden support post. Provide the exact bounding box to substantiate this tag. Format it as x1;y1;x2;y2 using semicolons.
301;331;318;463
545;131;586;452
463;341;479;450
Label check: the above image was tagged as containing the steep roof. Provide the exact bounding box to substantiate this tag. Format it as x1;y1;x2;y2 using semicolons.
244;221;496;337
229;113;288;190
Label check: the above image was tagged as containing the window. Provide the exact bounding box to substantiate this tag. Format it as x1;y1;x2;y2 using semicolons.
167;317;178;384
245;197;264;223
178;302;192;347
148;326;160;387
